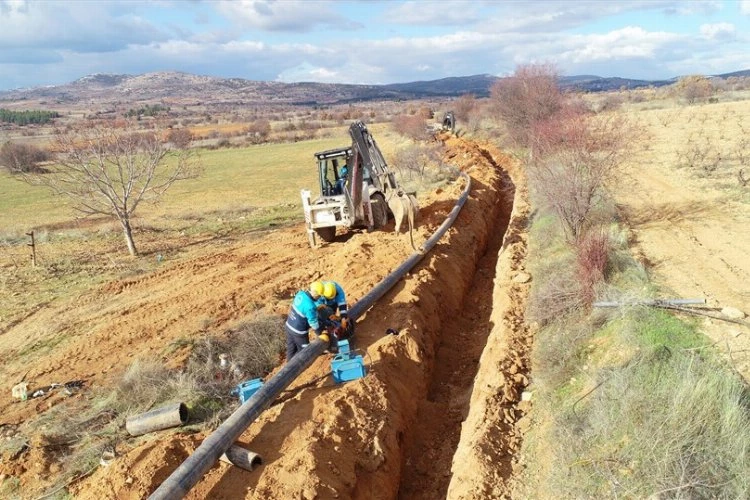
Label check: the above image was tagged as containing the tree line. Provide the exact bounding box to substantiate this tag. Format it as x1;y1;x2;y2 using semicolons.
0;108;60;125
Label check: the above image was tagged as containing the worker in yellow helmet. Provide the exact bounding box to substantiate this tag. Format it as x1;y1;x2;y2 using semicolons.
284;281;327;361
315;280;349;328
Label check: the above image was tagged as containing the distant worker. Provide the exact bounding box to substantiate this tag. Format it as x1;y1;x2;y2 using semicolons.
284;281;327;361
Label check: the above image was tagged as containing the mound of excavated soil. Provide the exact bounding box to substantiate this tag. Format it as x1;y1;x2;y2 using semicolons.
1;135;531;499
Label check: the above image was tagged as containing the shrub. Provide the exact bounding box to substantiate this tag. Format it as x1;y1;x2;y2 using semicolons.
490;63;563;148
391;143;442;181
528;111;634;242
675;75;714;104
575;229;610;305
166;128;193;149
391;114;429;141
0;141;51;173
453;94;477;122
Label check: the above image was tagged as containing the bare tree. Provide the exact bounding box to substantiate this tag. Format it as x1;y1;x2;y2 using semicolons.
24;126;200;256
490;63;563;149
528;110;634;242
453;93;477;123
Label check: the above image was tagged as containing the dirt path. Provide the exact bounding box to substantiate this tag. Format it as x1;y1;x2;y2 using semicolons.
617;155;750;379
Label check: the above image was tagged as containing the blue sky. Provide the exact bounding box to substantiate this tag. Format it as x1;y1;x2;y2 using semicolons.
0;0;748;91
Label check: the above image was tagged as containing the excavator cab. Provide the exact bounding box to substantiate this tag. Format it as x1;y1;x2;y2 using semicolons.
316;148;351;197
301;121;398;247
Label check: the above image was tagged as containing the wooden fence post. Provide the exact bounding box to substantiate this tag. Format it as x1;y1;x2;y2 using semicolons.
26;231;36;267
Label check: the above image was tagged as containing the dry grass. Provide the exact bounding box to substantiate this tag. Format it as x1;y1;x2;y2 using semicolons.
624;98;750;199
520;92;750;498
7;313;283;498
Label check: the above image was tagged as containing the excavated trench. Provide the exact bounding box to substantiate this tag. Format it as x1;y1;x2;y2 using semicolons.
397;165;512;499
65;136;531;500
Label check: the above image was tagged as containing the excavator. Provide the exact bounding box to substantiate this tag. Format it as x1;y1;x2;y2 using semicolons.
301;121;408;247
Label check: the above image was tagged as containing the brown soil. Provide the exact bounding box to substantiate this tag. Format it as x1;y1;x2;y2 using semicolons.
617;152;750;379
0;135;532;499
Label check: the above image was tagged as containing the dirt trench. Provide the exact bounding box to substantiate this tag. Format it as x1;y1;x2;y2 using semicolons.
2;135;530;499
397;153;515;498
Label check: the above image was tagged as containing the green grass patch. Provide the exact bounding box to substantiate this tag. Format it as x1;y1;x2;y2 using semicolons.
631;307;707;351
0;136;358;232
526;300;750;499
558;350;750;498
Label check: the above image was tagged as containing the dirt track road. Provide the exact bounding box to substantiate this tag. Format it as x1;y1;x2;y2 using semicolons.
619;153;750;378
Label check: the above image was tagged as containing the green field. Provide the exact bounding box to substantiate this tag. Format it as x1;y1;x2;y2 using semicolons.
0;124;405;239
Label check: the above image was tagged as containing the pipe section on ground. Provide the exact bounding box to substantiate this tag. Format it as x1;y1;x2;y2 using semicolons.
126;402;188;437
149;172;472;500
219;445;263;471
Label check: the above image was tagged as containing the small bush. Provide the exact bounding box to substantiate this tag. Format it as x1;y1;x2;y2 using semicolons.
0;141;51;173
391;114;429;141
575;229;610;306
166;128;193;149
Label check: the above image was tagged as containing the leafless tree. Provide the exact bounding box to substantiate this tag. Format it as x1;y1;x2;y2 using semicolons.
528;110;634;242
454;94;477;122
490;63;563;149
24;126;200;256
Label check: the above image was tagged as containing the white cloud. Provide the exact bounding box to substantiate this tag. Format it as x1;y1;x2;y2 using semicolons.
699;22;736;40
215;0;361;32
560;26;682;63
384;1;482;26
741;0;750;14
0;1;169;52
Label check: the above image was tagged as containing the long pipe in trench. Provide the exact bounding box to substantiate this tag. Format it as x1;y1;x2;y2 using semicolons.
149;173;472;500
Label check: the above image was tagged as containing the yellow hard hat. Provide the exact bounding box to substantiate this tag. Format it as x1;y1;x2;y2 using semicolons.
323;282;336;300
310;281;324;298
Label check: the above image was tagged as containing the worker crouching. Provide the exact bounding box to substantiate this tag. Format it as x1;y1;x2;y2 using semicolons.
284;282;327;361
315;280;355;351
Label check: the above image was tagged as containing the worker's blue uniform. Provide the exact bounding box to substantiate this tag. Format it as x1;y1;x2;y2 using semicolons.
315;281;348;318
285;291;322;361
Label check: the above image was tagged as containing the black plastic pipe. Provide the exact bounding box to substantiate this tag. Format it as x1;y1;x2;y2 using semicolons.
149;172;471;500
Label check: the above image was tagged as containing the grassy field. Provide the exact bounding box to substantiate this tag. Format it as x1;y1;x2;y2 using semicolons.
0;123;405;239
0;123;409;325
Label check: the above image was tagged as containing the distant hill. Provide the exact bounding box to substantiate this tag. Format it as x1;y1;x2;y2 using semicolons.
0;71;494;107
559;75;675;91
382;74;500;97
1;69;747;108
716;69;750;78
